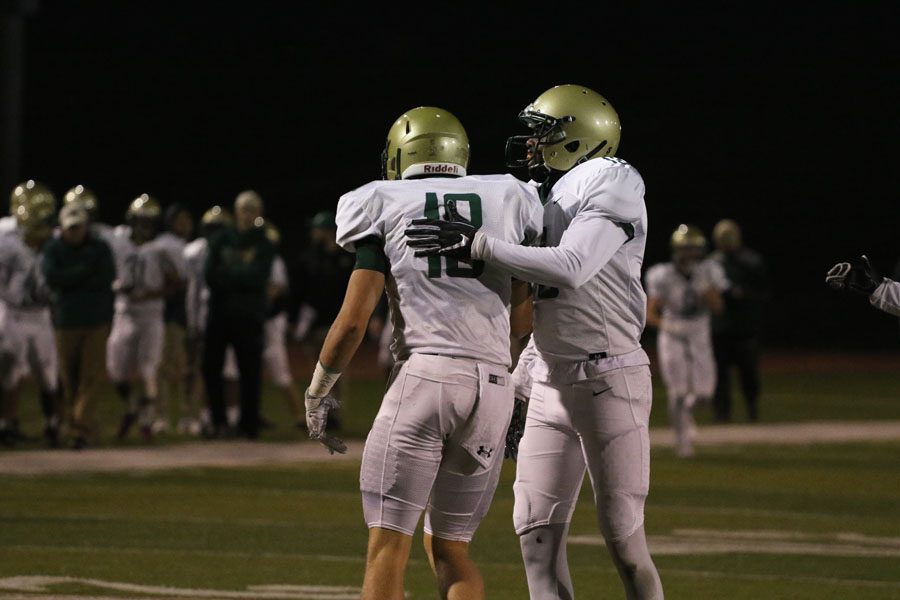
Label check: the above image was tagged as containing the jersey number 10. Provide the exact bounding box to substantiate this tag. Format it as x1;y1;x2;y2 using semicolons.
424;192;485;279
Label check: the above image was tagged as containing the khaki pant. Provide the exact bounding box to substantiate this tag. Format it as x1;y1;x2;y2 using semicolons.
56;325;110;439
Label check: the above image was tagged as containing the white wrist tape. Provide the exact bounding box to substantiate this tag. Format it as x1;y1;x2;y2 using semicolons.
471;230;489;260
309;361;342;398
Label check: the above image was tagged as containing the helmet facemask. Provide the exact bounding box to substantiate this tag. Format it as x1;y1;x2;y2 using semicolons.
505;109;573;182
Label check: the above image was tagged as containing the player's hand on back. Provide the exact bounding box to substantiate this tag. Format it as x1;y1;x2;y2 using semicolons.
826;255;883;296
304;388;346;455
405;199;479;262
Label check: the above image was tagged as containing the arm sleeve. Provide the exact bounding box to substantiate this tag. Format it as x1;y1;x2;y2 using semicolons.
869;279;900;317
353;236;389;274
475;210;629;289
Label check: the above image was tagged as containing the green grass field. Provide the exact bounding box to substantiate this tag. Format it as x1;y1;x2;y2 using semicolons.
2;368;900;599
7;369;900;447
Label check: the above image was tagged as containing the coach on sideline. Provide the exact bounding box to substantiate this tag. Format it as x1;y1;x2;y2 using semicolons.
42;203;115;449
202;191;275;439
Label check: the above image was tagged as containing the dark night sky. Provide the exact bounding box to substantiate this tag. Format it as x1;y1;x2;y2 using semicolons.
13;0;900;349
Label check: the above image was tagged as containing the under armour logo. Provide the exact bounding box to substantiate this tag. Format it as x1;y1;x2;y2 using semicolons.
477;445;493;458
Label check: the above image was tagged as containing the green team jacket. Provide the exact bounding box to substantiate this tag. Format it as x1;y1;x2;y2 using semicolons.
41;234;115;329
204;225;275;323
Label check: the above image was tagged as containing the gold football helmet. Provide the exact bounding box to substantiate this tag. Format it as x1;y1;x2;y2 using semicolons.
670;224;707;249
125;194;161;221
507;84;621;179
381;107;469;180
63;185;98;216
200;205;233;237
10;180;56;217
201;205;232;227
63;185;97;218
15;201;56;241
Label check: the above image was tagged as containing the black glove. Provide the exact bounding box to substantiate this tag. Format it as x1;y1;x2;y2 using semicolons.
825;255;883;296
404;200;478;261
504;396;528;461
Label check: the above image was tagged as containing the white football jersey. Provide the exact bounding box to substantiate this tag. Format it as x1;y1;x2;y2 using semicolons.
337;174;543;367
111;231;170;315
0;216;18;237
644;258;728;324
91;222;128;277
183;237;209;332
0;232;51;310
154;232;189;281
532;158;649;363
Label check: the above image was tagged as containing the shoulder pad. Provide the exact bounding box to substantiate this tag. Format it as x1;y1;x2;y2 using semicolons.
557;158;645;222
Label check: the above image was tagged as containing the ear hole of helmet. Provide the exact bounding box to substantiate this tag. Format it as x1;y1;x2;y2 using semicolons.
564;140;580;153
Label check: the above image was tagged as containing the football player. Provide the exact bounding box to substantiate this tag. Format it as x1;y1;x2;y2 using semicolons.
306;107;541;600
0;182;60;446
406;85;664;599
183;206;232;434
645;225;727;458
154;204;191;434
107;195;180;440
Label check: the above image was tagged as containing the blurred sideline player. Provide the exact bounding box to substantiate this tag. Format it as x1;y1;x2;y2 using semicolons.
183;205;232;434
645;225;726;457
108;195;180;440
0;182;59;446
407;85;664;599
306;107;540;600
710;219;768;422
827;255;900;315
155;204;192;433
223;220;304;428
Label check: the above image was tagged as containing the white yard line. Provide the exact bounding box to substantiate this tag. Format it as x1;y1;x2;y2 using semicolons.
0;577;360;599
570;528;900;558
2;421;899;476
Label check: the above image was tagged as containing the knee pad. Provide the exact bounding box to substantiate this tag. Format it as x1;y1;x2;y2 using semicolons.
513;482;577;535
598;490;646;543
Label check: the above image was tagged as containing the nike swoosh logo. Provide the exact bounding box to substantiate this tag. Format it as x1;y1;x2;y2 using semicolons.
592;387;613;397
